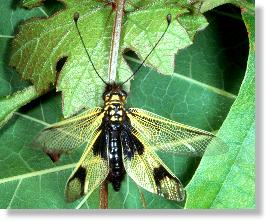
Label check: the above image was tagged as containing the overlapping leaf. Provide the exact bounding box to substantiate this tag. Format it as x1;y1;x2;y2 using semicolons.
9;0;207;117
185;2;255;209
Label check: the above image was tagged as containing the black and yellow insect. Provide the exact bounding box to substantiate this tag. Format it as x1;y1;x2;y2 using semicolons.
35;12;226;203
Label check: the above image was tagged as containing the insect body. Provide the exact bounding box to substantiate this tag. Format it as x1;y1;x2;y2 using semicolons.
35;11;226;203
102;84;127;191
36;82;225;202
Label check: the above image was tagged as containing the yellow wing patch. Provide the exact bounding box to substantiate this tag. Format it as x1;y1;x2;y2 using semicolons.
128;108;227;156
34;108;104;159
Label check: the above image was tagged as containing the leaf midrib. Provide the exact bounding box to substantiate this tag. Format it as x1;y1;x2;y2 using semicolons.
124;55;237;100
0;163;76;184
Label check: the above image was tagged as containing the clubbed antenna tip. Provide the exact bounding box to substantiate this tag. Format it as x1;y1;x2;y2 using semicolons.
167;14;172;25
73;12;79;23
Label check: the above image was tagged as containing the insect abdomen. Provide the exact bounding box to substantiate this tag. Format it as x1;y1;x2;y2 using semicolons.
108;128;125;191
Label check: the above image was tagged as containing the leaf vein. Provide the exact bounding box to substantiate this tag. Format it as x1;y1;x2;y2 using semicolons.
0;163;76;184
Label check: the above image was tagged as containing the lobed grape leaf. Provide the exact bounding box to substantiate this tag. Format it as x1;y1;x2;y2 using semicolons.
8;0;207;117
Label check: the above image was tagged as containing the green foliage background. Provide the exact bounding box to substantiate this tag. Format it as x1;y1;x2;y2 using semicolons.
0;0;255;209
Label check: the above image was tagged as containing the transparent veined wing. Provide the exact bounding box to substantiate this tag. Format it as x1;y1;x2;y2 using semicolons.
120;125;185;201
34;107;104;161
65;129;109;202
128;108;227;157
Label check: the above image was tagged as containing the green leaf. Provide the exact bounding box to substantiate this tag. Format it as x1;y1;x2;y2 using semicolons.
0;0;46;124
0;86;40;127
195;0;254;14
0;1;252;209
0;93;83;209
185;3;255;209
8;0;207;117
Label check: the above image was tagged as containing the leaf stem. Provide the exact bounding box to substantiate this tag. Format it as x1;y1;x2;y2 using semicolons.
108;0;126;83
99;179;109;209
137;187;147;208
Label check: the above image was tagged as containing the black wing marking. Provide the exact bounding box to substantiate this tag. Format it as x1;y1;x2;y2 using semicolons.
65;128;109;202
121;120;185;201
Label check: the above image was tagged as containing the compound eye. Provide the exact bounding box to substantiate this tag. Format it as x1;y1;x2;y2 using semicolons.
119;90;127;100
103;91;111;101
120;90;127;97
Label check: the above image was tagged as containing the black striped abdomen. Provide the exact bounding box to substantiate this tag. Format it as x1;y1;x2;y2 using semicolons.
103;96;126;191
108;125;125;191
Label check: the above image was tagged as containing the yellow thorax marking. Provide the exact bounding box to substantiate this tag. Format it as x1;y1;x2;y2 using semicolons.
109;110;115;115
110;94;120;101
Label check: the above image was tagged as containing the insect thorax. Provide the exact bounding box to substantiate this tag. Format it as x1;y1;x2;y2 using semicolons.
103;84;127;123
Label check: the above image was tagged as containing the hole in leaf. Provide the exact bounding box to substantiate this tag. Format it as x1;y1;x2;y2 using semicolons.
56;56;68;73
42;0;66;16
55;56;68;86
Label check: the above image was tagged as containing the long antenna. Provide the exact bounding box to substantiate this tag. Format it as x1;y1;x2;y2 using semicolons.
122;14;172;85
73;12;108;85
